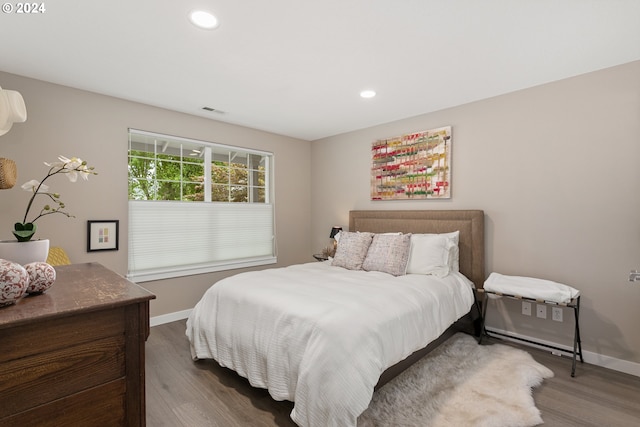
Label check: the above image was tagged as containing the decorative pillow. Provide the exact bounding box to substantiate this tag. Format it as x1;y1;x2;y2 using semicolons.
331;231;374;270
362;233;412;276
406;233;456;277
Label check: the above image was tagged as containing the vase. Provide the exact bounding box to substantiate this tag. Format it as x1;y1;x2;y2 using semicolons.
0;239;50;266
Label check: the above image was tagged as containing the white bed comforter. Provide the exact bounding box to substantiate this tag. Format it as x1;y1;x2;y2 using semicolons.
186;261;475;427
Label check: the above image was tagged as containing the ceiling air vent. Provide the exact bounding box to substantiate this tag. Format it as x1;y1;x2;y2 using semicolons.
202;106;225;114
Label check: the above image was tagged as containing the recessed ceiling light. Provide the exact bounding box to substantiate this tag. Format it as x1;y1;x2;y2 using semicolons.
360;90;376;99
189;10;219;30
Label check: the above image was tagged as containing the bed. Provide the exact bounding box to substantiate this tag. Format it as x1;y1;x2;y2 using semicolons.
186;209;485;427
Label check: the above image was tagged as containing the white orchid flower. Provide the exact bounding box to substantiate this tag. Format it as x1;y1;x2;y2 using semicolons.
66;170;79;182
21;180;49;193
72;158;92;181
48;156;89;182
61;156;83;169
44;160;64;168
16;156;97;236
78;166;91;181
58;156;89;182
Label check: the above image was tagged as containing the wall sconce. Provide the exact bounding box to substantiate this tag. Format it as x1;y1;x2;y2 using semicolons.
0;85;27;136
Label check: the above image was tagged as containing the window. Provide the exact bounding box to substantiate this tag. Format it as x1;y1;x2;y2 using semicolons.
127;129;275;282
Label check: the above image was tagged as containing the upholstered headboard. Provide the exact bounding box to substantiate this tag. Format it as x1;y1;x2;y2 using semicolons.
349;210;485;289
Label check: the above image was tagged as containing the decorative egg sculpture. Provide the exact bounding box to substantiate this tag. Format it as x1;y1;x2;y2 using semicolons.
0;258;29;306
24;262;56;294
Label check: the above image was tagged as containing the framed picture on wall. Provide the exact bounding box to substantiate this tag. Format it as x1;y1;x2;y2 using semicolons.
87;220;119;252
371;126;452;200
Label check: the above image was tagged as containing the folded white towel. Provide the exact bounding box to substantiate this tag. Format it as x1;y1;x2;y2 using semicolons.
484;272;579;304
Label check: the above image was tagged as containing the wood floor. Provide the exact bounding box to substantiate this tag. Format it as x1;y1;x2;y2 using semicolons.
146;320;640;426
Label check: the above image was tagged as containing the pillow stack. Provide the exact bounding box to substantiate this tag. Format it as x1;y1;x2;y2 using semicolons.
331;230;459;277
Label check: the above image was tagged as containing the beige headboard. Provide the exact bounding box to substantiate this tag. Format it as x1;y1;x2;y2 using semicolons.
349;210;485;289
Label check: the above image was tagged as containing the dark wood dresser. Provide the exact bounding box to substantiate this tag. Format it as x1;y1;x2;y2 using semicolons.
0;263;155;426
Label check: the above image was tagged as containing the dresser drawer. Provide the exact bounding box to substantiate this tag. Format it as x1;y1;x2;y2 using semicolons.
0;334;125;418
0;379;126;427
0;307;126;363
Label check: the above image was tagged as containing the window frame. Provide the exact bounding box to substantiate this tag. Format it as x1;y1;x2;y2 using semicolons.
127;129;276;282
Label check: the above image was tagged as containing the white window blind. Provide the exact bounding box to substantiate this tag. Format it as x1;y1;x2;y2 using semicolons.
128;201;275;282
127;129;276;282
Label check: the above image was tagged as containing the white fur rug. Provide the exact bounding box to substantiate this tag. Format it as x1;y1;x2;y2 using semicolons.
358;333;553;427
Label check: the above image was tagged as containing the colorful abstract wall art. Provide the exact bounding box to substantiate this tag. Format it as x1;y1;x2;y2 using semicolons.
371;126;451;200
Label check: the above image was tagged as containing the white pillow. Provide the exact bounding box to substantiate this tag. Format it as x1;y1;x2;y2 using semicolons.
441;231;460;272
406;231;459;277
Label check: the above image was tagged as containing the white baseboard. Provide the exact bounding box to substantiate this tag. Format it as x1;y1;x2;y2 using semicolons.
150;309;192;327
486;327;640;378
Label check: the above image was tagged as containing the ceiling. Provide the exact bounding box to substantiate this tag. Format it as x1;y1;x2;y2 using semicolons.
1;1;639;141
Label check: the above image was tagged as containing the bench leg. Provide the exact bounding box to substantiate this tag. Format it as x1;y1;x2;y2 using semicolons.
478;292;488;344
571;296;584;377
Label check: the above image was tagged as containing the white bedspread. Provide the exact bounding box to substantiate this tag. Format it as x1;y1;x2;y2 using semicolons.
186;261;475;427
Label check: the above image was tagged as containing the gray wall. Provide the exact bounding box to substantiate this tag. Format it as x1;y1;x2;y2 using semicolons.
0;71;312;318
311;61;640;367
